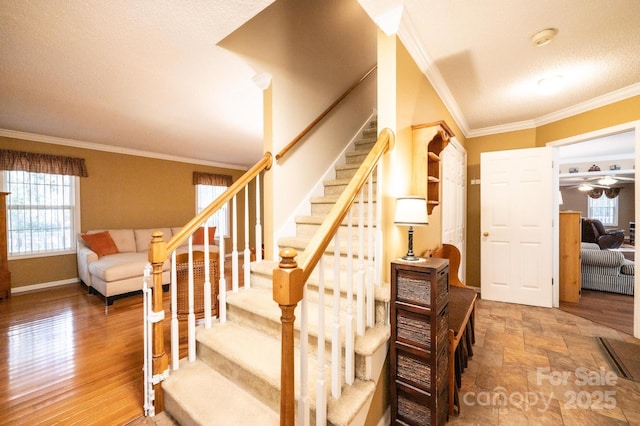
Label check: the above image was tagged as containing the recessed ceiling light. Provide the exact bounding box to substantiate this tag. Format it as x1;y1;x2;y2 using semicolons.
537;75;564;95
531;28;558;47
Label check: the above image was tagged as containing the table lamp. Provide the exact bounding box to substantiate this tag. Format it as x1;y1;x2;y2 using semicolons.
394;196;429;261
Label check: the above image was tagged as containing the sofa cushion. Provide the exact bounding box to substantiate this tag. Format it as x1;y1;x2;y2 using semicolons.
88;252;169;282
81;231;119;257
134;228;173;252
96;229;136;253
193;226;216;244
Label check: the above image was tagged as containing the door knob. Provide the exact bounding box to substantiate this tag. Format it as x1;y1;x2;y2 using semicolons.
483;232;489;237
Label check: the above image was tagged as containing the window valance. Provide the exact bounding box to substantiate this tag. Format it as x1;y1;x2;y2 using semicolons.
0;149;88;177
588;188;621;199
193;172;232;186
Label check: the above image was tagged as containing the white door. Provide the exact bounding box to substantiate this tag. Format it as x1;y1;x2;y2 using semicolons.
441;139;467;282
481;147;555;307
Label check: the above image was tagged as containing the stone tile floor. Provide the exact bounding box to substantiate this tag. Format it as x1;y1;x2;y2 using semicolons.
448;299;640;425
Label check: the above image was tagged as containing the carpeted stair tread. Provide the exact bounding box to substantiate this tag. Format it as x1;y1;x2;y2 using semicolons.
226;286;390;359
226;287;348;345
295;215;371;226
162;360;279;425
195;322;377;424
311;194;376;204
276;236;375;258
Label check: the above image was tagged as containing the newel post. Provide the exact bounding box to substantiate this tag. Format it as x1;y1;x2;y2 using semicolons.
273;248;303;426
148;231;169;412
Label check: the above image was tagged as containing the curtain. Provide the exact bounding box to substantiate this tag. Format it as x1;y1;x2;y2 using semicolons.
193;172;232;186
0;149;88;177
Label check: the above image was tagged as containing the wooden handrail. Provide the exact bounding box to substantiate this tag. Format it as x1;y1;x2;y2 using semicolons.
275;65;377;161
147;151;272;415
166;152;273;254
296;128;393;281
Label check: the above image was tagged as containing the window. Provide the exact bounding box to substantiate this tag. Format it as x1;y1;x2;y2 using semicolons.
193;172;232;239
2;170;80;257
196;184;229;238
588;195;618;226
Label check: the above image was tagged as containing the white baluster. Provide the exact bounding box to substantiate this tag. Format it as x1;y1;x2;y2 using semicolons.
356;191;365;336
345;210;355;385
244;187;251;289
375;163;383;288
366;175;374;328
170;251;179;370
232;195;239;292
332;233;341;398
255;174;262;262
188;238;196;362
316;258;326;426
298;287;309;426
143;264;154;416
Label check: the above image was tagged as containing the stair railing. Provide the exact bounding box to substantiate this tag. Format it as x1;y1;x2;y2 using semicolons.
144;152;272;416
275;65;377;162
273;128;394;425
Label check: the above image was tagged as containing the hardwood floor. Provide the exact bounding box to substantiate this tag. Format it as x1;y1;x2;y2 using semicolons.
0;284;147;425
559;289;634;335
0;258;242;425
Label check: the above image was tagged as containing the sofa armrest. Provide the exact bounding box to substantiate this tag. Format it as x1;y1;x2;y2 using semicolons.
597;231;624;249
77;241;99;286
581;248;624;268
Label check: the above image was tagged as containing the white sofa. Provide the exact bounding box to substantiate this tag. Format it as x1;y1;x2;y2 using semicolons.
77;227;219;305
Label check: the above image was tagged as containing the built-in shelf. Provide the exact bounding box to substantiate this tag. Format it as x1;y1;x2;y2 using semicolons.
412;121;454;215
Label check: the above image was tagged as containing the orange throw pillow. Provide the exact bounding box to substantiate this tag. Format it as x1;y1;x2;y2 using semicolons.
81;231;119;257
192;226;216;245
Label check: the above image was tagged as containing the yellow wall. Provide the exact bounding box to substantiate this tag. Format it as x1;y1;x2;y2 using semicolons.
221;0;377;257
465;95;640;287
0;136;253;290
380;34;468;283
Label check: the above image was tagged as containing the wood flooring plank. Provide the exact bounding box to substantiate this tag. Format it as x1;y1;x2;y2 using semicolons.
559;289;634;335
0;265;239;425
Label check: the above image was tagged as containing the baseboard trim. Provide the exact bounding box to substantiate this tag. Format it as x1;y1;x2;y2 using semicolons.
11;278;79;294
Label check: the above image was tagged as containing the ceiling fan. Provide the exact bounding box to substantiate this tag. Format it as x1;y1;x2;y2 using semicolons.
583;175;635;185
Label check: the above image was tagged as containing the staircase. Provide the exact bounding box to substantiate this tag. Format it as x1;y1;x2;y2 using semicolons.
161;119;391;425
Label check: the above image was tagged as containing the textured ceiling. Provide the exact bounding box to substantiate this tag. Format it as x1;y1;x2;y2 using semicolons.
0;0;274;168
1;0;639;168
396;0;640;136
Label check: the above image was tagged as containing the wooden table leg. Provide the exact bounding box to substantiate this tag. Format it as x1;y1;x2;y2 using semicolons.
448;329;456;416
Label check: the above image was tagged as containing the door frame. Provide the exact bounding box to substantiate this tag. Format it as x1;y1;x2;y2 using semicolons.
547;120;640;339
441;136;467;281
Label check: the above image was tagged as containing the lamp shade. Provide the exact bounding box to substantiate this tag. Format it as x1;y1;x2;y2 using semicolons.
394;196;429;226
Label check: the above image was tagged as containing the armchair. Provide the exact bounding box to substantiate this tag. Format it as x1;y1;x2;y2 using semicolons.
581;218;625;249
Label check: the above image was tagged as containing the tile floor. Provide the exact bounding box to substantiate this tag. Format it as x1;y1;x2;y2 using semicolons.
448;299;640;425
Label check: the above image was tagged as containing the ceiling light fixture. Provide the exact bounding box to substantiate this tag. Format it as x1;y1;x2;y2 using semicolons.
531;28;558;47
598;176;618;186
578;183;593;192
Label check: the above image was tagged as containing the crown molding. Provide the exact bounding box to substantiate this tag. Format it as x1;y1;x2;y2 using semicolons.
397;12;470;138
534;82;640;127
0;129;249;171
467;83;640;138
467;119;537;138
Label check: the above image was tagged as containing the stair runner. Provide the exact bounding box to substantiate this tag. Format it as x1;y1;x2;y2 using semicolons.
162;118;390;425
